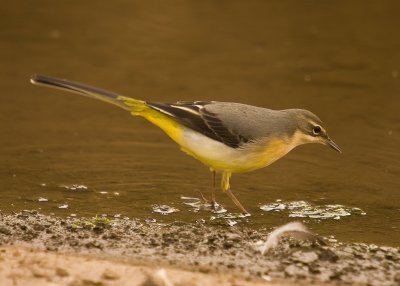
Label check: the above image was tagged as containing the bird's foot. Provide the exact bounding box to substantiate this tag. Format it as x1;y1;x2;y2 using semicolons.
197;191;225;213
198;191;215;207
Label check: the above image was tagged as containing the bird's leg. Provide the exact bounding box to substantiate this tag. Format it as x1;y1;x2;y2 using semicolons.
198;170;216;207
198;190;209;204
221;172;249;215
211;170;216;208
199;170;217;208
226;189;249;215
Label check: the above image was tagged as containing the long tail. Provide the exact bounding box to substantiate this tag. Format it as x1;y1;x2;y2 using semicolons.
30;74;185;146
30;74;146;114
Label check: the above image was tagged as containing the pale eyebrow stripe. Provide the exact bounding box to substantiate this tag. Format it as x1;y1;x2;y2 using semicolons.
308;121;324;129
308;120;320;127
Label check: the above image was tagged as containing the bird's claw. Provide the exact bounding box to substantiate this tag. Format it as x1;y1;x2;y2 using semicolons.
198;191;218;210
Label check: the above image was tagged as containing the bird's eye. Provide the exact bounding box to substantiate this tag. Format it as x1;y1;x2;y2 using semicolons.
312;126;321;135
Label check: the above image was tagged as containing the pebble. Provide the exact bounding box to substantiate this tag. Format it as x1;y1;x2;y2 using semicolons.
55;267;69;277
285;264;309;277
291;251;319;264
0;227;11;235
102;268;120;280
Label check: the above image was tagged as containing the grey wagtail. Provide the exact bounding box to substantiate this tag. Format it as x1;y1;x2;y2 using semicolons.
30;74;341;214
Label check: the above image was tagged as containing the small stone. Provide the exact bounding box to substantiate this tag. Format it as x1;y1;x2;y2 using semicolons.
394;272;400;282
315;268;330;281
379;246;392;252
261;275;272;281
31;266;49;278
56;267;69;277
0;227;11;235
368;244;378;252
351;273;369;284
81;279;104;286
223;241;234;249
108;232;120;240
198;265;210;273
343;246;354;253
292;251;319;264
225;232;241;241
285;264;309;277
33;224;45;231
102;268;119;280
319;248;339;262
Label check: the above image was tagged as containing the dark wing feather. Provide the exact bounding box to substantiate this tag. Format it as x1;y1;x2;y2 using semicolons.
200;108;251;147
147;101;252;148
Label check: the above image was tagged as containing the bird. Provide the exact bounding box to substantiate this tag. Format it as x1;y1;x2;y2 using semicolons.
30;74;341;214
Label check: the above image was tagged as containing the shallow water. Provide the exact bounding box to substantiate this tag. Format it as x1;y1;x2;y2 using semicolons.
0;1;399;245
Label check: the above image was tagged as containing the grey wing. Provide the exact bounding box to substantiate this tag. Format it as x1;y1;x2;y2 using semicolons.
146;101;253;148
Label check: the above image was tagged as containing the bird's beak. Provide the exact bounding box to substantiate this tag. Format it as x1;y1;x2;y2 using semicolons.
325;137;342;153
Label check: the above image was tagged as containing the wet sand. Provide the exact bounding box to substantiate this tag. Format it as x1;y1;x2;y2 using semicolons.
1;211;399;286
0;246;281;286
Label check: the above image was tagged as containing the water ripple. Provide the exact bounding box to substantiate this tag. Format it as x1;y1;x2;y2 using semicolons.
260;200;366;220
152;204;180;215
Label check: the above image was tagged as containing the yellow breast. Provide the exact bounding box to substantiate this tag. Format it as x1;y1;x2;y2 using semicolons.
229;138;292;173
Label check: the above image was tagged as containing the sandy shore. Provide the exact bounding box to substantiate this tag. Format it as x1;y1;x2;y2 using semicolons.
1;245;295;286
0;211;399;286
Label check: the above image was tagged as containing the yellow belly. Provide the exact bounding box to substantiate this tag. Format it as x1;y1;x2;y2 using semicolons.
196;138;292;173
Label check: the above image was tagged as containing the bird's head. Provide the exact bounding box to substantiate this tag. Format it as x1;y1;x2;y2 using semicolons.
287;109;341;153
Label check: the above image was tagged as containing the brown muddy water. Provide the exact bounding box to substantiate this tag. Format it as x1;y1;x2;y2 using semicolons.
0;1;399;246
